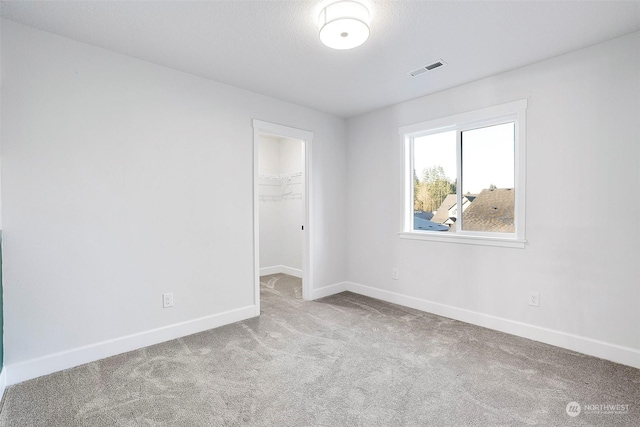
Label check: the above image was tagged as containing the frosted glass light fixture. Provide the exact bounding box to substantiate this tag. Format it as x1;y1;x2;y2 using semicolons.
319;1;370;50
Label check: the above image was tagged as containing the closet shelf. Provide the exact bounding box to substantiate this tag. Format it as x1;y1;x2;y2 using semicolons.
259;172;303;201
259;172;302;182
259;193;302;201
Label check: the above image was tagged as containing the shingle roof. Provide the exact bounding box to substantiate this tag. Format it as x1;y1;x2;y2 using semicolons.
431;194;458;224
413;216;450;231
457;188;515;233
414;211;434;221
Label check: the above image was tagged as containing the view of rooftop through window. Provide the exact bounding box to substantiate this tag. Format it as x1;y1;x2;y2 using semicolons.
413;122;515;233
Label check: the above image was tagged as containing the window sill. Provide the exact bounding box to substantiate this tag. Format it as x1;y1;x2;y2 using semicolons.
398;231;526;248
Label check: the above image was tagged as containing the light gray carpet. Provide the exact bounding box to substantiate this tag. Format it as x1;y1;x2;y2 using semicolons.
0;274;638;426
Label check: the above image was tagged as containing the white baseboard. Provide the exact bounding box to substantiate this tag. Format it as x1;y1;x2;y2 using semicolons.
311;281;348;300
4;305;257;386
0;368;7;402
260;265;302;278
346;281;640;369
5;281;637;388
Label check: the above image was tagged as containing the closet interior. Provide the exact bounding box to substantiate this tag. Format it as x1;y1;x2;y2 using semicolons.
258;134;304;279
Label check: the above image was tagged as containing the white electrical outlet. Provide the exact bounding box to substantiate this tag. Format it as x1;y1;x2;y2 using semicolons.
528;291;540;307
392;268;399;280
163;292;174;308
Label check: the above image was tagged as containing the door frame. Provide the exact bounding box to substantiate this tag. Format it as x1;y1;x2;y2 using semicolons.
252;119;313;315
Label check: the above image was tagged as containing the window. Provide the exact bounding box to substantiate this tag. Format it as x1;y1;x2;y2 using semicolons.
399;100;527;248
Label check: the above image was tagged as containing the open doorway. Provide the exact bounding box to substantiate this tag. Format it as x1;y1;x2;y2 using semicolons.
252;120;312;315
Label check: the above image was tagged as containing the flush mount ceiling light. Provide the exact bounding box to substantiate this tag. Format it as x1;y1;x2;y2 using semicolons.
319;1;370;50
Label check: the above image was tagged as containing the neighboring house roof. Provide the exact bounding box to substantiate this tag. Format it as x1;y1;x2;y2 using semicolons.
414;210;434;221
432;194;476;224
455;188;515;233
413;215;449;231
431;194;458;224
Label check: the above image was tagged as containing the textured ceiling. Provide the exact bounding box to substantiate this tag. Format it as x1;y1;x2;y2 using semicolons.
1;1;639;118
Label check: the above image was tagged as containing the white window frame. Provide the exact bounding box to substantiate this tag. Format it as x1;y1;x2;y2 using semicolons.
399;100;527;248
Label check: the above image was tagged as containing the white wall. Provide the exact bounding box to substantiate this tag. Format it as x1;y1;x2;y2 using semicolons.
258;135;303;273
0;20;347;382
278;138;303;272
346;32;640;367
258;136;282;269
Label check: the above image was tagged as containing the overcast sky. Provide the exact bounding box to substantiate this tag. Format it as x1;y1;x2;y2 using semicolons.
414;123;514;194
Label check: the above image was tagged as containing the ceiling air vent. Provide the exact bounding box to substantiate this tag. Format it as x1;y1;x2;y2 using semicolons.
408;59;446;77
